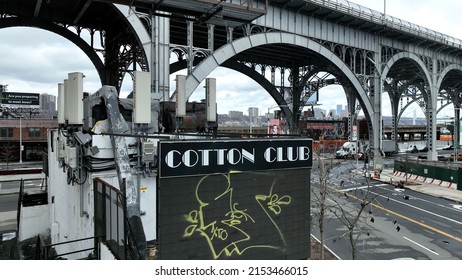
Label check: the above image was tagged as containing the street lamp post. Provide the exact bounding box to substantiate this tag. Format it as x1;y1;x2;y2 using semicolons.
19;116;22;163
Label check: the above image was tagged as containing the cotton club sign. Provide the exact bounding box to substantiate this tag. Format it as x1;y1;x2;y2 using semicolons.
158;138;313;178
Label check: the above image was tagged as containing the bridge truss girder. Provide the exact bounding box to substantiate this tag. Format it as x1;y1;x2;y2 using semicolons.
6;0;462;163
385;77;461;146
0;2;148;93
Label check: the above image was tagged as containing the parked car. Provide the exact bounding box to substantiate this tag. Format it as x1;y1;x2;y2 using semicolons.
409;146;428;153
418;155;448;161
438;155;449;161
408;145;419;153
419;147;428;152
449;154;462;161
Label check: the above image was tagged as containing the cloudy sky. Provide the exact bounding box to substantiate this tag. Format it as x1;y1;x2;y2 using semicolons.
0;0;460;117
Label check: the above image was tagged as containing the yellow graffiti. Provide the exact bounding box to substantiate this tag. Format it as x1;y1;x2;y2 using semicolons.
255;181;290;249
183;172;292;259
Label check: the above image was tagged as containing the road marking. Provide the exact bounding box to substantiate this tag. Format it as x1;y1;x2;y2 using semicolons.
336;189;462;244
370;191;462;226
340;186;370;192
340;182;387;192
452;205;462;211
311;234;342;260
403;236;439;256
376;185;462;214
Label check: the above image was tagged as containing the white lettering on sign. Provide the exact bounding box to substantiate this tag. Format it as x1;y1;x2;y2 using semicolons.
165;148;256;169
264;146;310;163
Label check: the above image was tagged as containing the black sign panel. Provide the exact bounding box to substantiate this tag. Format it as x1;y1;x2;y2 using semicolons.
158;169;310;260
158;138;312;178
1;92;40;107
157;138;312;260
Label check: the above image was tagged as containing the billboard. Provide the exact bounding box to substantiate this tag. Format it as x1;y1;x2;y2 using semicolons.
0;92;40;107
158;138;312;260
269;119;280;135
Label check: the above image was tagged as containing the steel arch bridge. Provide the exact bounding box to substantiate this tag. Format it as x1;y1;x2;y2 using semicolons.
2;0;462;165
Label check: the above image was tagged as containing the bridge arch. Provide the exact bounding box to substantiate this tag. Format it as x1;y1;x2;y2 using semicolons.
382;52;431;83
171;59;348;127
170;59;287;107
437;64;462;92
1;4;149;92
0;17;105;84
382;52;432;99
114;5;151;66
184;32;373;126
382;52;433;128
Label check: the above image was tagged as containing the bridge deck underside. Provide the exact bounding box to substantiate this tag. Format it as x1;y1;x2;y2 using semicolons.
4;0;462;91
2;0;462;140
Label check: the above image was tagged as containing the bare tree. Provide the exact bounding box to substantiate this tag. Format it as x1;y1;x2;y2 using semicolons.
311;151;392;260
0;142;17;170
311;153;332;259
328;175;381;260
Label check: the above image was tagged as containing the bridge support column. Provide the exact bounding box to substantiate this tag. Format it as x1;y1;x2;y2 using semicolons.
373;54;384;171
290;66;301;133
454;106;461;159
390;86;400;146
427;63;438;161
347;89;357;142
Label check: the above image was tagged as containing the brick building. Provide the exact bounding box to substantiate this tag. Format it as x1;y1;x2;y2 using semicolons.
0;118;57;162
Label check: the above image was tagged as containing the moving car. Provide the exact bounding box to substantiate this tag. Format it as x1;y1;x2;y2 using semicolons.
443;144;461;151
443;144;454;150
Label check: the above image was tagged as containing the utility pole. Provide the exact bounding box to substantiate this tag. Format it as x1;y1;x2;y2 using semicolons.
19;116;23;163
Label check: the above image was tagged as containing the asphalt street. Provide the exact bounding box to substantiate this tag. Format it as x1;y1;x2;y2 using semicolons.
311;157;462;260
0;172;45;234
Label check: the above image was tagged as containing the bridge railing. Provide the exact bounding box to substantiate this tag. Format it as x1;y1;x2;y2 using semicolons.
307;0;462;48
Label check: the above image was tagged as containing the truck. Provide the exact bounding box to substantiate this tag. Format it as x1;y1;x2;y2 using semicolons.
335;140;396;159
382;140;397;156
335;141;360;159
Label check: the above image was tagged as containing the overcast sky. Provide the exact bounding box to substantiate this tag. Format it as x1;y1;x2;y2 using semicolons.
0;0;461;117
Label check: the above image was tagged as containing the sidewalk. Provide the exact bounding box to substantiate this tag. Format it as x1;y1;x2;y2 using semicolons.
0;173;45;196
0;211;16;234
361;168;462;203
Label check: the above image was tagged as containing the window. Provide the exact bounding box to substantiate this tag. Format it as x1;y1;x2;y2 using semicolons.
29;127;41;138
0;128;13;138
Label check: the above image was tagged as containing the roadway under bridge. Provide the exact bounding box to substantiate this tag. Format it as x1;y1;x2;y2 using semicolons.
2;0;462;168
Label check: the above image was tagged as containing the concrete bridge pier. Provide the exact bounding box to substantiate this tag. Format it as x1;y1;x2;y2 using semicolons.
372;52;384;171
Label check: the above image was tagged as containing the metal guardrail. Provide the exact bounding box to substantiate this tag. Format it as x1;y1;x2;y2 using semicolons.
40;235;104;260
307;0;462;48
94;178;143;260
